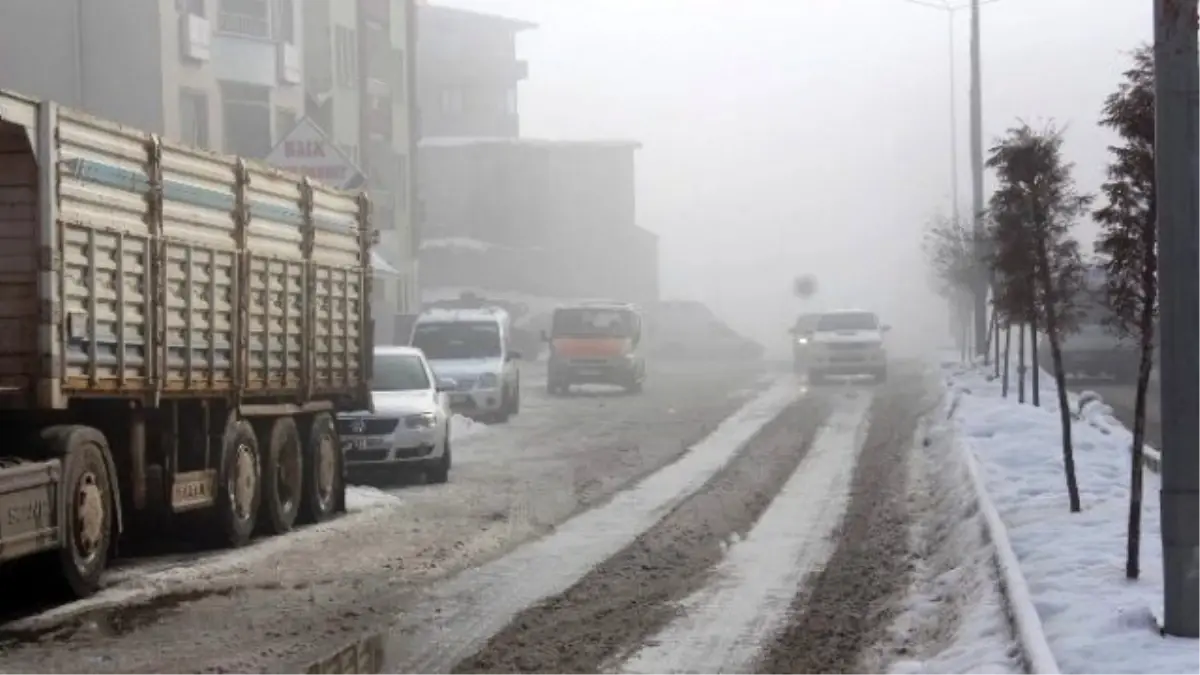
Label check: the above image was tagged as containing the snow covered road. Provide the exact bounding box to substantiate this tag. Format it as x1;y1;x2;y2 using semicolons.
0;359;1025;674
0;361;767;673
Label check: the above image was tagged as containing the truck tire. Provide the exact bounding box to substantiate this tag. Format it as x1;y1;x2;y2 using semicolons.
258;417;303;535
214;419;261;547
40;426;114;599
299;412;343;524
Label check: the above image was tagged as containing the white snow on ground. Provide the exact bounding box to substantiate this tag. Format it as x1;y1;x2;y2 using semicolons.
450;412;490;441
946;361;1199;675
616;390;873;674
344;485;404;512
382;376;803;672
873;389;1021;675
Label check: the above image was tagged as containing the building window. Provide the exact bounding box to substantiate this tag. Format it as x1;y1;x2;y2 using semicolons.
272;0;294;43
179;89;210;149
439;88;463;115
218;0;270;38
505;88;518;116
335;26;358;88
221;82;272;158
274;106;297;142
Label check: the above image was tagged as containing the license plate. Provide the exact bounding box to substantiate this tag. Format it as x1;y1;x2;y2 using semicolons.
343;437;367;451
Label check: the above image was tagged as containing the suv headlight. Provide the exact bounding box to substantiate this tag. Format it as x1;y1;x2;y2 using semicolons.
405;412;437;429
476;373;499;389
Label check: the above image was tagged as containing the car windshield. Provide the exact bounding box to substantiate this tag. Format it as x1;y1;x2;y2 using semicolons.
817;312;879;331
372;352;431;391
412;321;502;360
552;308;635;337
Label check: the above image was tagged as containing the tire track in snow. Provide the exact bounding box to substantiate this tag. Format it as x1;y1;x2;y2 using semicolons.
757;363;934;673
614;390;872;674
374;376;804;674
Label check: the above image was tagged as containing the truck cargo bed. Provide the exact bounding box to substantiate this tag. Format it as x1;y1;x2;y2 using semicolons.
0;90;372;410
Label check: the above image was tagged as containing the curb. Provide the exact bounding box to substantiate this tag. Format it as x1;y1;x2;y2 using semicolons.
947;387;1061;675
299;631;384;673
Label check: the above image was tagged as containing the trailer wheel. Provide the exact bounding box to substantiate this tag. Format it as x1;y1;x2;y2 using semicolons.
258;417;303;535
299;412;342;523
41;426;113;598
214;419;260;547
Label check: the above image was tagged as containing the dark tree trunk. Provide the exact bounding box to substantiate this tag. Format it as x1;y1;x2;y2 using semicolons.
1018;322;1027;404
1036;241;1081;514
994;314;1002;377
1030;312;1041;407
1127;204;1158;580
1002;323;1012;397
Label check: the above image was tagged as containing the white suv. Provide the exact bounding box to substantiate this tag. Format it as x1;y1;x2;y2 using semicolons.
806;309;890;383
409;307;522;423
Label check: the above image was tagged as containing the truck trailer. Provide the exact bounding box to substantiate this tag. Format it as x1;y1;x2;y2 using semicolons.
0;89;375;598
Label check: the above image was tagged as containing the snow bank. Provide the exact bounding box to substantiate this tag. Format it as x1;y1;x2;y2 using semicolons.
450;413;489;441
875;395;1021;674
944;362;1198;675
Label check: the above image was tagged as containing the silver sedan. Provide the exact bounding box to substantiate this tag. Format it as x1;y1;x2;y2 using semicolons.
338;346;455;483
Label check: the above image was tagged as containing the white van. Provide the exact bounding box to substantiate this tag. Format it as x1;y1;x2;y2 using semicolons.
409;307;522;422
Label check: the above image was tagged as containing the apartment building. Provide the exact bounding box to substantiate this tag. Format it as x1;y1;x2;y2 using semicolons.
0;0;305;158
419;137;659;303
300;0;420;342
417;3;535;138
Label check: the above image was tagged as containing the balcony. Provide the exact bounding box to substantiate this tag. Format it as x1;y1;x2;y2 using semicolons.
217;11;272;40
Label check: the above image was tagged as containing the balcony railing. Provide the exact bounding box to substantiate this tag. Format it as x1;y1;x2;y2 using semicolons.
218;11;272;39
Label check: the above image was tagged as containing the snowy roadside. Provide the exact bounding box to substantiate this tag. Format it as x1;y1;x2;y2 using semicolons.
864;385;1022;674
944;362;1198;674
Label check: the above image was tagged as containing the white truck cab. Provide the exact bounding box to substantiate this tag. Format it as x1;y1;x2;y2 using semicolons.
806;309;890;384
409;307;522;423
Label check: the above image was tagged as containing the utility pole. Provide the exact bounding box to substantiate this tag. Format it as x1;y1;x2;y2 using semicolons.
1154;0;1199;639
968;0;987;358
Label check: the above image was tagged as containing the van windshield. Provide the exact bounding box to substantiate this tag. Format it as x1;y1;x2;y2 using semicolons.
817;312;879;331
552;308;636;338
412;321;502;360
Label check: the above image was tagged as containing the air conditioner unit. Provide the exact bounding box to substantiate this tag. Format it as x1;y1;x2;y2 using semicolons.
277;42;301;85
181;14;212;62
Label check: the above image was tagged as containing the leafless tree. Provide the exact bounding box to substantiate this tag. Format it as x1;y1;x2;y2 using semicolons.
1094;45;1158;579
923;213;978;360
986;122;1091;513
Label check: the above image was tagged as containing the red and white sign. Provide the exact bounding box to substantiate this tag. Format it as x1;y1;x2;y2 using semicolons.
266;117;363;190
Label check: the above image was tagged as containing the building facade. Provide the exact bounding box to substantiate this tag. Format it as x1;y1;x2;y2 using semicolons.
416;3;534;139
0;0;306;158
418;138;659;303
0;0;420;343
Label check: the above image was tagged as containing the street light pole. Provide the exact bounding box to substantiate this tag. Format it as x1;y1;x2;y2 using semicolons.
1153;0;1199;639
968;0;986;358
947;10;960;220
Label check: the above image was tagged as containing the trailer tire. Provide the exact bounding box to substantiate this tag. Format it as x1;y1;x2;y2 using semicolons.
299;412;342;524
41;426;113;599
214;419;261;548
258;417;303;535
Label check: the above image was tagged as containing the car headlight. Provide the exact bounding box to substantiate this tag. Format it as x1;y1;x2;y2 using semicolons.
405;412;437;429
476;373;499;389
795;337;809;345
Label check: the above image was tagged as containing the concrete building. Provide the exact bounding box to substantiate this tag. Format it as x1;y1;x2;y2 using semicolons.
0;0;306;158
300;0;420;342
416;3;534;138
0;0;420;343
419;137;659;303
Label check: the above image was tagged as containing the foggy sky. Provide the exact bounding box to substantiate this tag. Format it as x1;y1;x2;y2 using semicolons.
441;0;1153;356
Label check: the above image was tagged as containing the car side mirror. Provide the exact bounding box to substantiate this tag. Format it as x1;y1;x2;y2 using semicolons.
435;377;457;393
